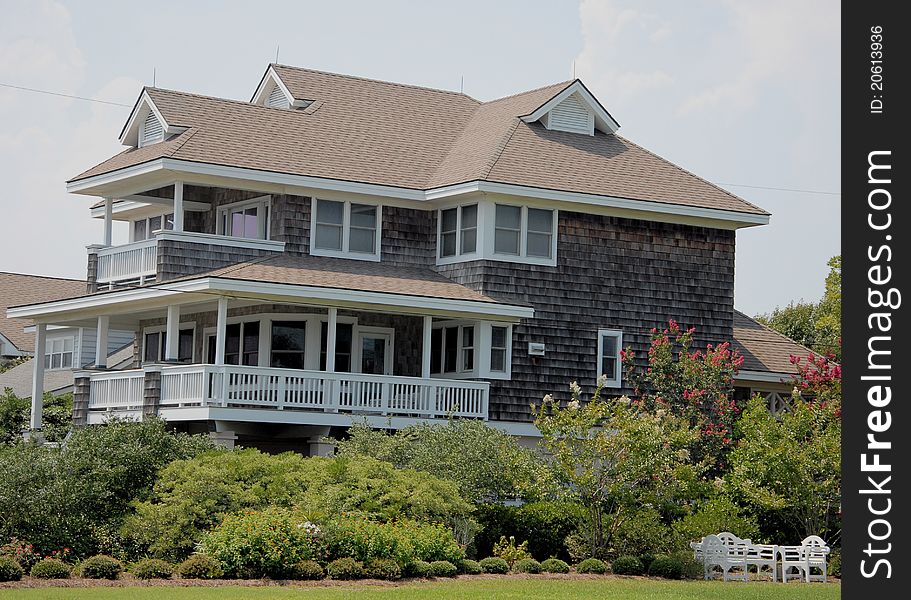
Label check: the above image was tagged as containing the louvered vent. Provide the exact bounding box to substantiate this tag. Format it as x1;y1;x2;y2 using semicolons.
139;111;164;147
266;84;290;109
547;93;595;135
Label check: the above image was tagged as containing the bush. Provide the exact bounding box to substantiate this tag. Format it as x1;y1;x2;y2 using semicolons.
30;558;71;579
0;556;24;582
492;536;530;567
176;554;224;580
611;555;644;576
637;553;655;573
429;560;457;578
648;555;684;579
327;557;365;580
457;559;482;575
576;558;607;574
479;557;509;574
828;547;841;578
131;558;173;580
670;550;702;580
79;555;123;580
0;538;41;572
365;558;401;581
473;502;583;562
513;558;542;574
408;560;432;578
612;508;673;557
671;496;759;550
540;558;570;573
322;516;464;567
292;560;324;580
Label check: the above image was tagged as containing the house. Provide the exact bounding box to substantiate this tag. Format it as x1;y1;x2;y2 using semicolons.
0;272;135;398
7;64;784;451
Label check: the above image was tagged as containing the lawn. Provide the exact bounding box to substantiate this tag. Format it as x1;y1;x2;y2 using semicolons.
0;577;841;600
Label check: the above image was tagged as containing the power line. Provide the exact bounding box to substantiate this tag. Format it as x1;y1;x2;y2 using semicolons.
0;82;131;107
718;182;840;196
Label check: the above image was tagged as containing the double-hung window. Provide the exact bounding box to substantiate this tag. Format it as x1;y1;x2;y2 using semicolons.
217;197;271;240
490;326;509;373
439;204;478;259
311;199;380;260
494;204;556;261
596;329;623;388
44;337;75;370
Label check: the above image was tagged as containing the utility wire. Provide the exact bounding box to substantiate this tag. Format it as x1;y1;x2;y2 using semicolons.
0;82;132;107
717;182;840;197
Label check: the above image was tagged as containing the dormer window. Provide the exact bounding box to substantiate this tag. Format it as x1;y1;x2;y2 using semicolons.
542;92;595;135
266;84;290;109
138;111;164;147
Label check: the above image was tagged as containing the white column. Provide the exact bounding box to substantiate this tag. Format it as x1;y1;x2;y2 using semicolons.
326;308;337;372
102;198;113;246
215;297;227;366
164;304;180;361
173;181;184;232
95;315;110;368
30;323;47;431
422;315;433;379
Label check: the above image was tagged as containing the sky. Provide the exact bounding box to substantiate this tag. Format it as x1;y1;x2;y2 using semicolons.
0;0;840;316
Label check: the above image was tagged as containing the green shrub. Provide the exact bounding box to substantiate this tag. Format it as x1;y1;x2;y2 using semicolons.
131;558;173;580
429;560;457;578
828;547;841;578
327;557;364;580
513;558;542;573
576;558;607;574
492;535;530;567
457;559;482;574
612;508;673;557
479;557;509;574
671;497;759;550
323;516;464;567
292;560;324;580
365;558;401;581
30;558;72;579
0;556;24;582
611;555;644;576
637;553;655;573
408;560;432;578
670;550;702;580
176;554;224;579
540;558;570;573
473;502;583;562
78;555;123;580
0;538;41;572
648;555;684;579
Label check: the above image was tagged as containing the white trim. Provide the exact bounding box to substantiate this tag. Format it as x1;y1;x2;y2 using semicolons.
309;198;382;262
430;320;479;379
215;195;272;240
437;203;480;262
735;370;795;385
141;321;197;363
90;198;210;220
155;230;285;252
596;329;623;388
521;80;620;134
353;326;395;376
485;322;512;379
250;66;309;108
119;90;172;146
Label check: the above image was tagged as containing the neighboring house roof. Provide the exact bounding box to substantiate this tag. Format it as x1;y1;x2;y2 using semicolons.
0;343;135;398
732;310;813;376
0;272;86;354
70;65;767;217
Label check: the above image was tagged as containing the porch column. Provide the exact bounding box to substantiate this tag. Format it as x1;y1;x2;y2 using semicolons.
422;316;432;379
164;304;180;361
30;323;47;431
173;181;184;232
214;296;227;366
94;315;110;368
326;308;338;372
102;197;113;246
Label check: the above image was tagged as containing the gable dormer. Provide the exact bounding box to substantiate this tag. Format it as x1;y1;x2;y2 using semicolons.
251;65;310;110
139;110;164;146
522;80;620;136
119;90;176;148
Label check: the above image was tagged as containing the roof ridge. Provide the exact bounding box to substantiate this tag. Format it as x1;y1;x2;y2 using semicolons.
272;63;481;103
0;271;84;283
481;80;573;107
618;136;770;216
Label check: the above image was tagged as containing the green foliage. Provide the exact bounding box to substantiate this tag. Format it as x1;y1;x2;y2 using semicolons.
0;389;72;444
124;449;473;561
611;508;673;557
335;420;549;504
78;554;123;579
29;557;71;579
540;558;570;573
292;559;325;580
326;557;365;580
457;559;482;574
364;558;401;580
512;558;542;573
131;558;173;580
176;554;224;579
670;550;703;580
755;302;819;353
492;535;531;566
408;560;432;577
670;496;759;549
0;538;40;571
429;560;458;578
0;555;23;581
473;501;583;562
647;555;684;579
479;557;509;574
575;558;607;574
611;556;644;576
828;548;841;578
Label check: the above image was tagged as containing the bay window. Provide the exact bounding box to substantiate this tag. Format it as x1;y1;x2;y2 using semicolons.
311;199;381;260
439;204;478;259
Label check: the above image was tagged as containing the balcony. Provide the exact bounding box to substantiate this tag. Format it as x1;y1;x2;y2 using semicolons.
83;364;490;423
95;239;158;286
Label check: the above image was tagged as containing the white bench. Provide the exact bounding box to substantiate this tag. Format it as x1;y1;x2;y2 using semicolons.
692;532;830;583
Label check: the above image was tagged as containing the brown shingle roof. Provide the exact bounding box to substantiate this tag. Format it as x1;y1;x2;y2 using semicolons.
732;310;813;375
70;64;767;217
0;273;86;353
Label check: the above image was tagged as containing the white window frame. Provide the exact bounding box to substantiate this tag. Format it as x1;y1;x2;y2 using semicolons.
44;336;75;371
141;323;197;364
430;322;478;378
596;329;623;388
130;211;175;242
309;198;382;262
353;326;396;376
488;324;511;376
216;196;272;240
493;203;557;265
437;203;479;262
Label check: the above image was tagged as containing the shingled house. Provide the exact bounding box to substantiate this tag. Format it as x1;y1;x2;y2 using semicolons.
8;64;791;451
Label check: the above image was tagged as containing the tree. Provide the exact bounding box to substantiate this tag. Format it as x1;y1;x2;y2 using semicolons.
532;381;700;559
0;389;72;444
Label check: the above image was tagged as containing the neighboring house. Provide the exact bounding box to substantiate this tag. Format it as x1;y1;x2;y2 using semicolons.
0;344;135;399
9;64;782;452
1;272;135;398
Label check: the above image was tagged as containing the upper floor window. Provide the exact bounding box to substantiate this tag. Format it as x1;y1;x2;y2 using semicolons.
494;204;555;260
311;199;381;261
131;213;174;242
217;197;271;240
45;337;74;370
596;329;623;388
439;204;477;259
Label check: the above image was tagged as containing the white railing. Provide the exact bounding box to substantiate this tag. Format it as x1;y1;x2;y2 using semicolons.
88;369;145;410
91;365;490;420
95;239;158;285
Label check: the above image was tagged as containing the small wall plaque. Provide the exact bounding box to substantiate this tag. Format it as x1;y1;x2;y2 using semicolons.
528;342;545;356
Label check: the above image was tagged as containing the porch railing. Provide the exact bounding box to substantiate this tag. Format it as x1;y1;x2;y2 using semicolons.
88;369;145;410
95;239;158;285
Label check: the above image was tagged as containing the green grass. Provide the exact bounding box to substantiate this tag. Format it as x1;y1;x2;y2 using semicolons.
0;578;840;600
